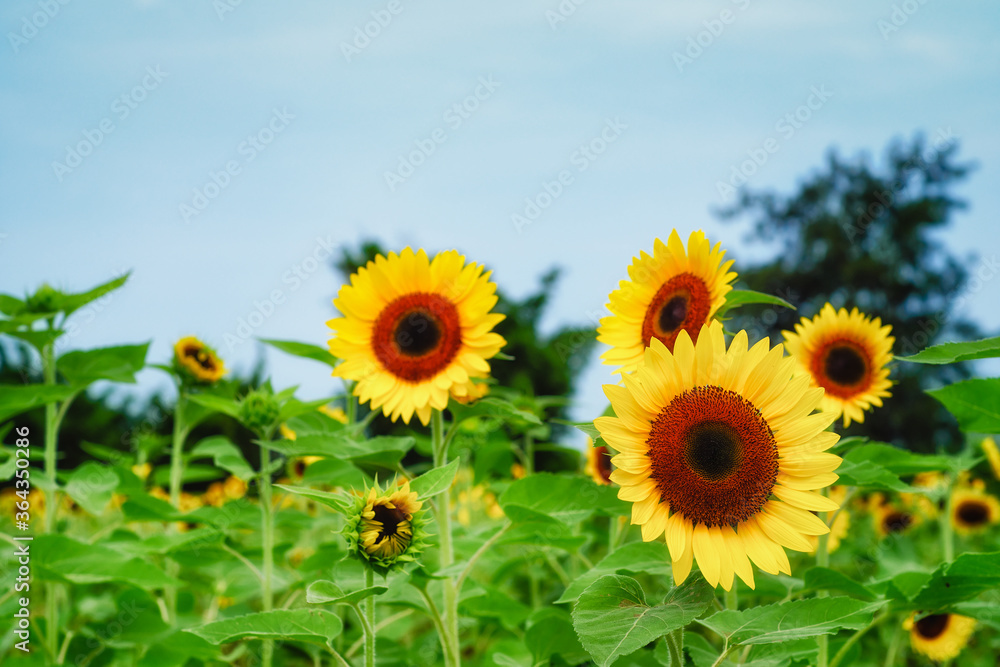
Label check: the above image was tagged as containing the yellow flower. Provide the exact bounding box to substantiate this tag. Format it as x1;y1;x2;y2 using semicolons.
981;437;1000;481
595;321;840;591
904;613;976;662
807;486;850;553
328;248;505;426
782;304;894;427
598;230;736;375
173;336;226;383
584;438;614;486
131;463;152;481
203;476;247;507
951;487;1000;535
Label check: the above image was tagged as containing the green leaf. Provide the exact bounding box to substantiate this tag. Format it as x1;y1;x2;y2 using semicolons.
834;458;915;493
908;552;1000;609
278;396;337;422
306;580;388;605
802;567;877;602
929;378;1000;433
265;435;414;470
186;392;241;419
715;289;795;319
34;534;179;588
495;510;588;552
843;442;966;476
64;462;119;515
572;575;714;667
188;436;255;480
274;484;352;514
0;384;79;423
499;472;627;524
557;541;673;604
697;597;884;646
526;610;590;666
260;338;338;368
57;343;149;386
461;585;532;630
0;293;25;316
59;272;131;316
409;458;460;499
897;336;1000;365
449;396;543;426
185;609;343;646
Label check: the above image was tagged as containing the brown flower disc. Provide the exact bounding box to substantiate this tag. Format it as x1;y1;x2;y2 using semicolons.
372;292;462;382
641;273;711;350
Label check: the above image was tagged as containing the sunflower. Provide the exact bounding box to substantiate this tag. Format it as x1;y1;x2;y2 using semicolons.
951;487;1000;535
872;498;919;537
344;480;428;573
584;438;614;486
904;613;976;662
594;321;841;591
173;336;226;383
598;230;736;375
982;437;1000;481
782;304;894;427
328;248;505;426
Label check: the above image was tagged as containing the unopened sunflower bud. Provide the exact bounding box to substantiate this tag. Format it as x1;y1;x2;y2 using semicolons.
238;388;280;437
343;479;429;574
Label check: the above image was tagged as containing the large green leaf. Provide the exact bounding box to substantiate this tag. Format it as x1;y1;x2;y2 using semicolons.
64;461;119;515
449;396;543;426
57;343;149;386
557;541;672;604
715;289;795;319
185;609;343;646
802;567;877;602
59;272;131;316
929;379;1000;433
274;484;352;514
188;436;255;480
842;442;967;475
0;384;79;423
408;458;460;499
697;597;884;646
572;575;714;667
306;580;387;605
186;392;241;418
260;338;338;368
834;457;915;493
908;552;1000;609
897;336;1000;365
495;509;587;552
33;534;179;588
526;610;590;666
499;473;627;524
461;585;532;630
265;434;414;470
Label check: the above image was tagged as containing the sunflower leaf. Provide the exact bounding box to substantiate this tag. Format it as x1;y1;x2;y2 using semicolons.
274;484;352;515
409;458;460;499
715;289;795;319
557;541;673;604
525;610;589;666
184;609;343;647
260;338;338;368
188;436;255;481
802;567;878;602
306;580;388;605
841;442;970;476
0;384;79;424
449;396;543;426
833;458;915;493
64;461;119;516
57;343;149;387
928;378;1000;433
907;552;1000;609
186;393;241;419
499;473;626;524
896;336;1000;364
572;575;714;667
696;597;884;646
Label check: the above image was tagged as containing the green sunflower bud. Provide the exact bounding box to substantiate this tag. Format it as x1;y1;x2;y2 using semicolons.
343;479;429;575
25;283;61;314
238;387;281;437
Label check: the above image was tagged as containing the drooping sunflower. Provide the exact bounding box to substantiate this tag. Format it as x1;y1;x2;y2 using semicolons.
344;479;428;573
951;487;1000;535
782;304;894;427
904;613;976;662
328;248;505;426
594;321;841;591
598;230;736;375
584;438;614;486
173;336;226;383
981;436;1000;481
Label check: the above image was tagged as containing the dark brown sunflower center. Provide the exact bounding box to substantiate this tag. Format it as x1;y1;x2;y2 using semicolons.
646;385;777;528
883;511;913;534
293;460;307;477
957;500;989;526
372;293;462;382
594;446;613;484
184;345;216;371
372;503;407;541
812;339;871;398
915;614;950;639
641;273;711;351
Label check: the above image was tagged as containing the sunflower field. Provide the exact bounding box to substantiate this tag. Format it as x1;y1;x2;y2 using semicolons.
2;231;1000;667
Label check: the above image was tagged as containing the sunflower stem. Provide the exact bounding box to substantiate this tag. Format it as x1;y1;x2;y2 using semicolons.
41;339;62;662
665;629;683;665
941;474;955;562
364;567;376;667
524;433;534;475
816;486;832;667
883;622;903;667
724;586;738;611
259;428;276;667
431;410;461;667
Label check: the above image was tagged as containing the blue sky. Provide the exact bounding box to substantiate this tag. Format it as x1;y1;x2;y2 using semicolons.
2;0;999;423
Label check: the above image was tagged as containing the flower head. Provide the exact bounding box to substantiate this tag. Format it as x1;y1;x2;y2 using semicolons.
904;613;976;662
584;438;614;486
344;479;428;573
173;336;226;384
951;486;1000;535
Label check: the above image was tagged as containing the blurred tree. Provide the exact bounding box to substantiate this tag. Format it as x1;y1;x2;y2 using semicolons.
718;133;984;451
